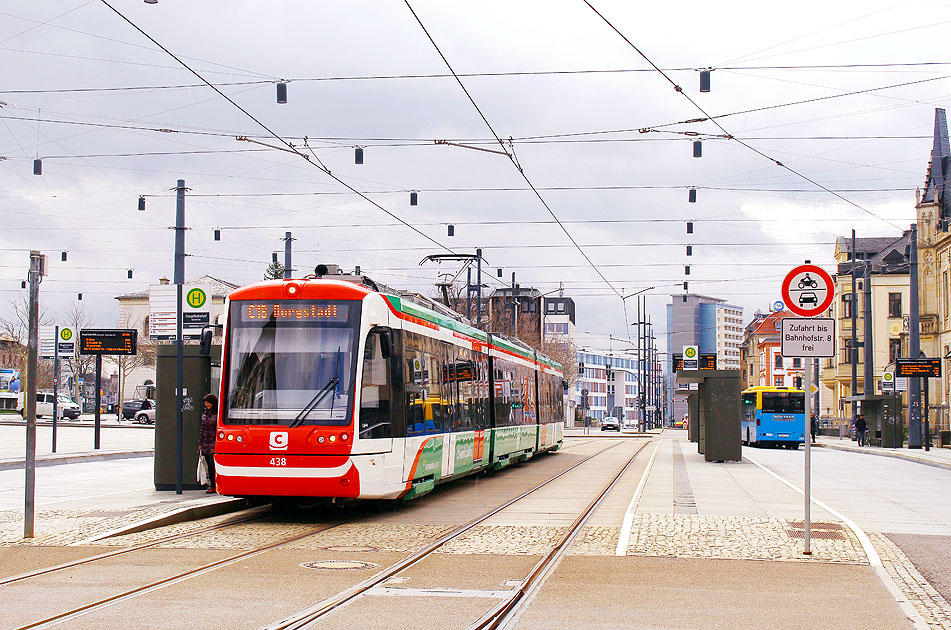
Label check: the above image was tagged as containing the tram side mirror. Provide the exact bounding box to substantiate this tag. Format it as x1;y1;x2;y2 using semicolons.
199;327;213;356
371;327;393;359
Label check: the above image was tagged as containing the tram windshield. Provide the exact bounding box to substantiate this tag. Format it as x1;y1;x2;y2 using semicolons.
224;300;361;426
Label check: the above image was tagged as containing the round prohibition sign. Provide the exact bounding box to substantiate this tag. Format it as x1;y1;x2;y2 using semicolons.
781;264;834;317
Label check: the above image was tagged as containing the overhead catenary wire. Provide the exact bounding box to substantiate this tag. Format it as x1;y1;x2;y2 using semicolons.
96;0;455;257
404;0;624;299
580;0;907;232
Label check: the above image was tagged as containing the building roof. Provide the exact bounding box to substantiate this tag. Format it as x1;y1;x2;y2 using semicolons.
115;275;240;300
922;108;951;221
489;286;543;299
836;231;912;276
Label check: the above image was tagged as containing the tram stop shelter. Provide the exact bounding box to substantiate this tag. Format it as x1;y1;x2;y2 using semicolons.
676;369;742;463
843;393;902;448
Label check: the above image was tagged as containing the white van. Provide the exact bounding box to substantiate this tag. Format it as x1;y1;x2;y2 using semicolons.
17;392;82;420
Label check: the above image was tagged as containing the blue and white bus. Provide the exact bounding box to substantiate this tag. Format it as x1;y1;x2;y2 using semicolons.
741;386;805;449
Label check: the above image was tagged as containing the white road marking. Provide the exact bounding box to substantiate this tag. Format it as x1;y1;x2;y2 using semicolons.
744;452;930;630
615;439;660;556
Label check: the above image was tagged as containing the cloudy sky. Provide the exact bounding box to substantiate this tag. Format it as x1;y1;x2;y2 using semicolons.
2;0;949;352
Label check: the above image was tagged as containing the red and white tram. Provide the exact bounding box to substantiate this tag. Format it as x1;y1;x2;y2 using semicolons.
214;273;564;501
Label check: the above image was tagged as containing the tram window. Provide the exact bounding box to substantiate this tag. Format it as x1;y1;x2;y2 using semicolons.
359;329;394;440
402;332;444;436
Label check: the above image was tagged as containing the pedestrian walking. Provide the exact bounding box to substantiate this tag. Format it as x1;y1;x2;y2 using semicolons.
855;413;868;447
810;412;818;444
199;393;218;493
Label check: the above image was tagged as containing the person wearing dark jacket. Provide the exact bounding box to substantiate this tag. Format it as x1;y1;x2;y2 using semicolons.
810;413;819;444
855;413;868;447
199;394;218;493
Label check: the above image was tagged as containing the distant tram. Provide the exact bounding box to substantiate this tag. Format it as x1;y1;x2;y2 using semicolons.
741;385;805;448
214;273;564;501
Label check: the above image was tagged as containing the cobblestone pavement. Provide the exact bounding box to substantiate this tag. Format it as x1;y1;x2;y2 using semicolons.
0;502;210;547
437;525;567;555
872;533;951;630
571;515;868;563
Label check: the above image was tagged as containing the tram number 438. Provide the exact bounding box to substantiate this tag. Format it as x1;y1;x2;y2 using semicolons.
269;457;287;466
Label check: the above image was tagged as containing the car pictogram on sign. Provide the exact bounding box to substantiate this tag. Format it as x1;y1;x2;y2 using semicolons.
798;292;818;306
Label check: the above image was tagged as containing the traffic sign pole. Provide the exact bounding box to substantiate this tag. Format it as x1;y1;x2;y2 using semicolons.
781;261;837;557
52;326;58;454
804;360;812;555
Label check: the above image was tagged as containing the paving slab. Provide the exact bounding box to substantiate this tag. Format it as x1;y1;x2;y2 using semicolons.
512;556;910;630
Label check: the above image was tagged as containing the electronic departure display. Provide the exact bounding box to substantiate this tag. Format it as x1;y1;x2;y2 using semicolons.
239;301;350;323
673;353;717;371
895;358;941;378
79;329;137;355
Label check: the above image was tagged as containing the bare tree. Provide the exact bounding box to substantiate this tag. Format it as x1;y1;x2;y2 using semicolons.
0;294;54;389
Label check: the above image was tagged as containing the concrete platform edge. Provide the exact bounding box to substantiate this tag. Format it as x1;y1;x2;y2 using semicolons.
0;450;154;471
72;496;249;545
814;443;951;471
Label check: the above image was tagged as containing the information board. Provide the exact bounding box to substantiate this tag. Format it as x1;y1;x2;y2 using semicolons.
80;329;137;355
673;354;717;371
895;358;941;378
781;318;835;358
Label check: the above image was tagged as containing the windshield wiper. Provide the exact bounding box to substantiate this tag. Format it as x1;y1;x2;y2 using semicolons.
288;377;339;429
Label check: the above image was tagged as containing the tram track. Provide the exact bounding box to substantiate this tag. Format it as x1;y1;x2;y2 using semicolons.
265;439;650;630
0;505;272;587
9;513;363;630
6;438;637;630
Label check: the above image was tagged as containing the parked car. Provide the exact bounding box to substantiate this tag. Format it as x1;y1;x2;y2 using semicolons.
601;417;620;431
134;406;156;424
122;399;154;420
17;392;81;420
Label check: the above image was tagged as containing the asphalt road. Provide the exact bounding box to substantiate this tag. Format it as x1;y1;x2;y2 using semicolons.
885;532;951;604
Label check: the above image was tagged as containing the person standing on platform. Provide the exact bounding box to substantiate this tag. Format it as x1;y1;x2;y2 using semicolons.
810;412;818;444
855;413;868;447
199;394;218;493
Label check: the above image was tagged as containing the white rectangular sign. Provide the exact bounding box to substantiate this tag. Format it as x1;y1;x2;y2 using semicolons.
149;284;211;340
781;318;835;358
39;326;56;359
682;345;699;370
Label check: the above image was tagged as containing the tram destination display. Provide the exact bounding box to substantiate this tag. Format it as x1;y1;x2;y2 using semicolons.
239;301;350;323
79;329;138;355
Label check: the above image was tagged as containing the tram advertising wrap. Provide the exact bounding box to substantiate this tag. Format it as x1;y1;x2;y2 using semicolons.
214;278;564;502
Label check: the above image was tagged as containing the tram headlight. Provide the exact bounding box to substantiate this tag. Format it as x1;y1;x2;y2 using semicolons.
317;436;325;444
218;432;224;440
236;435;243;443
329;435;336;443
227;434;234;441
341;433;349;441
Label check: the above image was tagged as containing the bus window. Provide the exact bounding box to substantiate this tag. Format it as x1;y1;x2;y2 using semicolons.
742;393;757;422
762;392;804;414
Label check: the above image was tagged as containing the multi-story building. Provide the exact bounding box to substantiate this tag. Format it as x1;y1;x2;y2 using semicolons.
820;232;911;419
739;310;769;390
740;309;806;387
665;294;744;420
575;350;657;427
915;107;951;427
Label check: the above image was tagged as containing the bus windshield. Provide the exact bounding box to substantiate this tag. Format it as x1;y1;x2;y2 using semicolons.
224;300;361;426
761;392;804;414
